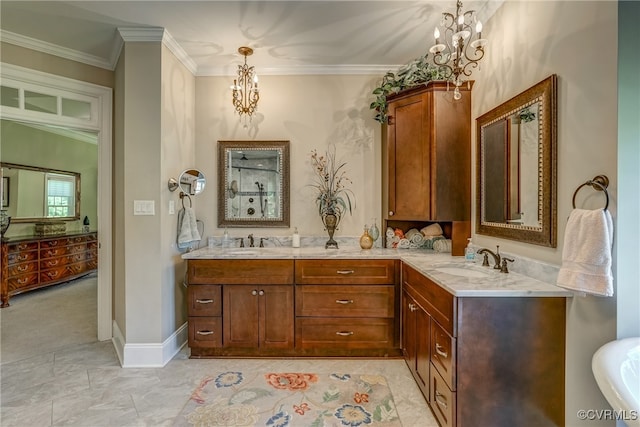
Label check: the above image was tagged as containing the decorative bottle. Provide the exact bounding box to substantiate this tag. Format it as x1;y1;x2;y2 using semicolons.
369;219;380;244
292;227;301;248
360;225;374;250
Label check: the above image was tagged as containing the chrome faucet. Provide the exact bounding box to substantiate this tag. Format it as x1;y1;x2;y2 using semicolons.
248;234;255;247
477;245;502;270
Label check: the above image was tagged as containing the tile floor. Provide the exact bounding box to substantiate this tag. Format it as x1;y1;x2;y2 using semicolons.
1;277;437;426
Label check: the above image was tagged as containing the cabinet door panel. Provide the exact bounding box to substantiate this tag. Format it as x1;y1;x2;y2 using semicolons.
415;305;431;390
223;285;259;347
260;285;294;349
387;91;431;220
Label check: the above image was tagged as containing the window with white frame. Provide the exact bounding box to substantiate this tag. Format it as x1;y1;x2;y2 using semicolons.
46;173;75;217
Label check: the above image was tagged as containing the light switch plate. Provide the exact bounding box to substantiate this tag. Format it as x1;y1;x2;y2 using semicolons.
134;200;155;215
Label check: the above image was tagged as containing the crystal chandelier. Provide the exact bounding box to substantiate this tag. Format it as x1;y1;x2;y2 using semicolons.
230;46;259;123
429;0;487;100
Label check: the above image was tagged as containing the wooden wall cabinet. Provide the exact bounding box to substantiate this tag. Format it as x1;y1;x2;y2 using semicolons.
401;263;566;427
383;83;472;255
1;232;97;307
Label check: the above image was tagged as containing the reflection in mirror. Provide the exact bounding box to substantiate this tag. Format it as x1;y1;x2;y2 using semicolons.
179;169;206;195
476;75;557;247
218;141;290;227
1;162;81;223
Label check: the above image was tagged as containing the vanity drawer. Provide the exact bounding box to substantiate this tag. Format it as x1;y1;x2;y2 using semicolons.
295;318;394;349
402;263;456;335
8;273;39;292
8;260;38;276
429;366;456;427
296;285;394;318
40;253;86;269
188;318;222;348
431;318;456;390
8;241;38;253
295;259;396;285
188;285;222;316
188;259;294;285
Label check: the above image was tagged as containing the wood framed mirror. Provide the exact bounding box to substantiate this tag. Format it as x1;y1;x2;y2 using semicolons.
476;75;557;247
218;140;290;227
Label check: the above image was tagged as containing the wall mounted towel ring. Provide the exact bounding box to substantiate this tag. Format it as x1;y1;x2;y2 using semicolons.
572;174;609;210
180;192;192;208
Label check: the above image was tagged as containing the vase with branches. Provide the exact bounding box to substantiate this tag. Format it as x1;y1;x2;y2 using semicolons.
309;146;355;249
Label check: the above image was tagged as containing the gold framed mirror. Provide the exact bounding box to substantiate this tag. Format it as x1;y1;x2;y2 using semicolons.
476;75;557;247
1;162;81;223
218;140;290;227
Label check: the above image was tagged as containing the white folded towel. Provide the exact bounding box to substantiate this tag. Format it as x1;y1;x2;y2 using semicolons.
177;207;201;250
556;209;614;296
421;223;443;237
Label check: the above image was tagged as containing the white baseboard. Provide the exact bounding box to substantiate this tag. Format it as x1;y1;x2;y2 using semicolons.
111;320;188;368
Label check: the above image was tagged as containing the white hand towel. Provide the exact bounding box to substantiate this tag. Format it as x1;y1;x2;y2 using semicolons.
177;207;201;250
556;209;614;296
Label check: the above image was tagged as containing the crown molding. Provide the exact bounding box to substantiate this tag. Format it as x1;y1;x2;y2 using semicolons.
2;28;400;77
197;64;401;77
0;30;113;70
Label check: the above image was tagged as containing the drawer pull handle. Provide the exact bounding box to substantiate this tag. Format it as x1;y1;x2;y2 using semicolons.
49;241;59;246
47;260;60;267
17;278;29;284
435;343;448;358
196;299;214;304
18;244;28;250
336;299;354;304
18;254;28;261
47;271;60;278
435;391;448;409
336;270;355;275
336;331;354;336
17;265;28;272
409;303;417;312
196;330;214;336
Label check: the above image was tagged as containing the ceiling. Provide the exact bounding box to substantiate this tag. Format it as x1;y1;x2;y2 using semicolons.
0;1;503;76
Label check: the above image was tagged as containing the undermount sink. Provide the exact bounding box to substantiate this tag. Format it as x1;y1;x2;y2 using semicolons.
434;266;489;278
226;250;259;255
592;337;640;426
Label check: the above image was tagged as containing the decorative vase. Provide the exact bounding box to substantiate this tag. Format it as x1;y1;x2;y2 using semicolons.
369;219;380;243
322;210;340;249
0;210;10;236
360;226;374;250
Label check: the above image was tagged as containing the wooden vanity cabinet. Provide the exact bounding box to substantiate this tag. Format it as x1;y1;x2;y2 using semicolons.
295;259;400;356
1;232;98;307
401;263;566;427
187;259;294;357
383;82;472;255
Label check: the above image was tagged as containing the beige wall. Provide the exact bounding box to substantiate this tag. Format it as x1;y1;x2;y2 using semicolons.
161;44;196;339
1;42;113;88
194;74;383;241
473;2;618;425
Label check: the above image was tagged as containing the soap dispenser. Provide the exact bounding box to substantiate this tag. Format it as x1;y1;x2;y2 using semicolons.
292;227;301;248
222;228;231;249
465;238;475;262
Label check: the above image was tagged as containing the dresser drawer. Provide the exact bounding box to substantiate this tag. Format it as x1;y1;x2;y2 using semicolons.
429;366;456;427
296;285;394;318
8;260;38;276
431;318;456;390
295;318;394;349
40;253;86;270
295;259;396;285
8;273;39;292
189;318;222;348
402;263;456;335
8;250;38;265
188;285;222;316
188;259;294;285
8;241;38;252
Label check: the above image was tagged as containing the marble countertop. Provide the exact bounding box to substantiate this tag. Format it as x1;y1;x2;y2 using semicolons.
182;246;571;298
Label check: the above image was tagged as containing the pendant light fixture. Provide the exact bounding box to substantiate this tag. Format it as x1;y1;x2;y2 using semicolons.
230;46;259;125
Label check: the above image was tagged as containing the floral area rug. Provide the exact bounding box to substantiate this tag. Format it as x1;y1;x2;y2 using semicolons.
173;371;402;427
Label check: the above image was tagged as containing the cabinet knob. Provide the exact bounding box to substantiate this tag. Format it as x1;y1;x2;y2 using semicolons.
258;290;265;296
388;211;394;216
251;290;258;296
